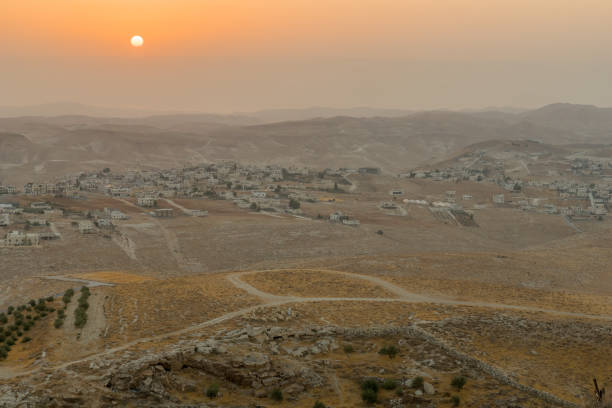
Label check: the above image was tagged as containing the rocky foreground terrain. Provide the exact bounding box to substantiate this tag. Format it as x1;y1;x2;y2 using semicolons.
0;269;609;408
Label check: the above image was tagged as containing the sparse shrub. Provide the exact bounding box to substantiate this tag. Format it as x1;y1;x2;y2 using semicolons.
46;296;54;302
361;379;379;393
451;395;460;406
361;388;378;404
343;344;354;354
382;379;397;390
289;198;301;209
376;229;384;235
28;300;36;307
412;376;424;389
205;383;219;398
54;319;64;329
378;345;399;359
313;401;327;408
451;376;466;391
21;336;31;343
270;388;283;401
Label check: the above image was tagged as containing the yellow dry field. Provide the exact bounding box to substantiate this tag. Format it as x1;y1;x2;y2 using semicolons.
103;273;261;343
68;270;155;284
386;276;612;316
441;320;612;405
241;269;398;298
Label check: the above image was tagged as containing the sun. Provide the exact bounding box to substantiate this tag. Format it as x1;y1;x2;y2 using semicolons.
130;35;144;48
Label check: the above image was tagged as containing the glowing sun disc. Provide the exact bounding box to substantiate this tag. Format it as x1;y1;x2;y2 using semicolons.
131;35;144;47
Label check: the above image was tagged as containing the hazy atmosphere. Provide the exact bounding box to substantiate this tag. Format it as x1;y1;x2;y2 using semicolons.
1;2;611;407
3;0;612;112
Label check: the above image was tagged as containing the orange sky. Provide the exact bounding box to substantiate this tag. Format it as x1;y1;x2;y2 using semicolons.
1;0;612;111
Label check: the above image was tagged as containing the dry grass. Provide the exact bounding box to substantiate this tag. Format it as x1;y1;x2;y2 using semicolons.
68;270;155;284
103;272;261;344
241;269;398;298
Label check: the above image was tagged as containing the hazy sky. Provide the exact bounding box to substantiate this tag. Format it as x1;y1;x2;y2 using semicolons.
2;0;611;112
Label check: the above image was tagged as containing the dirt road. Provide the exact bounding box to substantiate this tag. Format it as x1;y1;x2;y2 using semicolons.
2;268;610;381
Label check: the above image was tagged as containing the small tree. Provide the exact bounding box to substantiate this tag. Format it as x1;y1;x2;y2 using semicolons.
451;395;460;406
313;401;327;408
361;378;380;404
343;344;354;354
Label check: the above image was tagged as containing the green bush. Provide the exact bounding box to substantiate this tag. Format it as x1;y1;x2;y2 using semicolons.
205;383;219;398
361;379;379;393
74;287;91;328
451;376;466;391
289;198;301;209
54;319;64;329
361;388;378;404
21;336;31;343
412;376;424;389
451;395;460;406
381;379;397;390
313;401;327;408
343;344;354;354
378;345;399;359
270;388;283;401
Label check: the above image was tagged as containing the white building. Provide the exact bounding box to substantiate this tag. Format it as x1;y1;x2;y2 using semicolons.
4;231;40;246
111;211;129;220
137;197;157;207
78;221;95;234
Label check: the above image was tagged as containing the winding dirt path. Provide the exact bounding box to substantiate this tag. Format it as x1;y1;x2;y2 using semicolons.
232;269;612;321
2;268;610;381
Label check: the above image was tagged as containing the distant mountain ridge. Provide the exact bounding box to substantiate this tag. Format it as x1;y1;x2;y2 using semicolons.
1;103;612;184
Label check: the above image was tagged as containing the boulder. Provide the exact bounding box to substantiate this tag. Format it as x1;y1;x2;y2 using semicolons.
424;382;435;395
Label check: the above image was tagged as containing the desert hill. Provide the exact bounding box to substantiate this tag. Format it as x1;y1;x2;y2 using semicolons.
1;103;612;184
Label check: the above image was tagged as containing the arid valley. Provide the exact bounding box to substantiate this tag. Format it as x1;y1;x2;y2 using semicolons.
1;104;611;407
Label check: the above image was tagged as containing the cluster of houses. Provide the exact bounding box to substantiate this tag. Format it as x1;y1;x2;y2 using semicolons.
0;202;63;247
13;163;361;213
402;151;612;219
